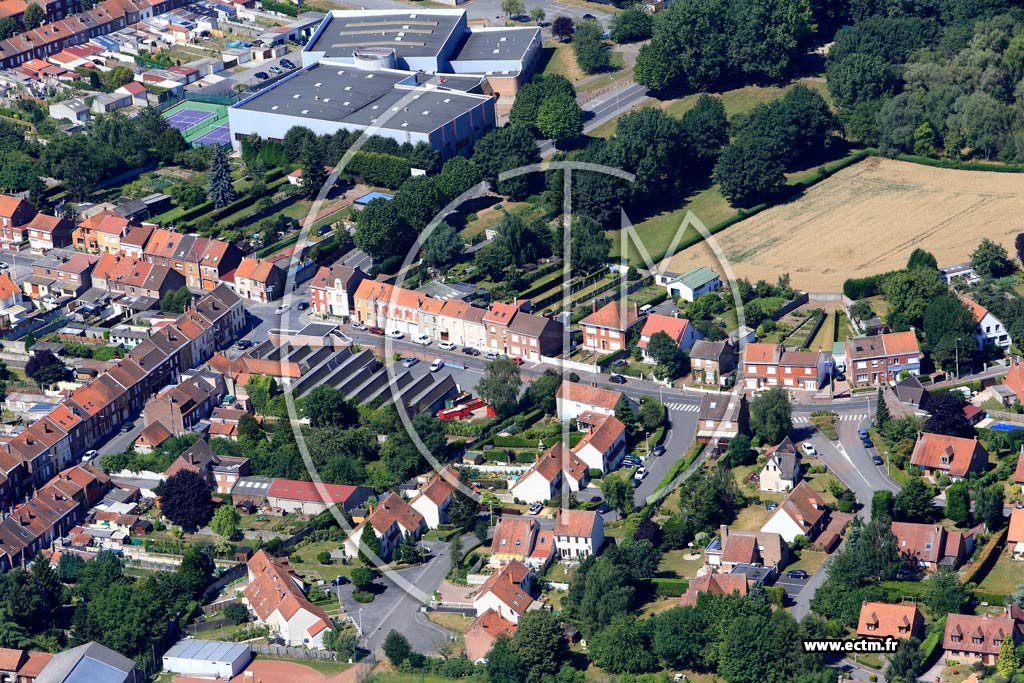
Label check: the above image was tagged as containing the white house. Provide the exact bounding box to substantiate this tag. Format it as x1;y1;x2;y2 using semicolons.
571;413;626;474
759;481;829;544
636;314;702;362
552;510;604;560
664;266;721;302
759;437;801;493
555;381;635;421
963;297;1011;351
472;560;535;624
243;550;333;647
509;443;589;505
409;466;457;529
344;492;426;561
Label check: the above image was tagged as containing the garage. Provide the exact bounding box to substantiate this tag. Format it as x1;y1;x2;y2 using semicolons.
162;639;251;679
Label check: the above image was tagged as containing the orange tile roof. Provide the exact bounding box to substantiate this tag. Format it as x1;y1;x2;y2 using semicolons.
909;432;986;478
491;517;538;555
18;651;51;677
136;422;171;448
235;257;279;283
769;480;827;532
0;274;20;300
572;415;625;457
144;228;183;259
1004;362;1024;402
743;342;783;364
245;550;332;636
880;330;920;355
857;602;921;640
553;510;598;538
365;492;424;535
679;571;748;607
555;381;622;410
465;608;516;659
1009;507;1024;544
417;466;457;506
483;302;518;326
891;522;950;564
475;560;533;616
944;614;1016;657
0;648;23;672
0;194;30;219
267;478;365;507
962;297;989;324
637;314;690;349
78;210;128;235
580;300;639;331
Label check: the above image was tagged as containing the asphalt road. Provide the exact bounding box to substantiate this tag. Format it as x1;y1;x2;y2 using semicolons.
633;402;698;505
540;82;652;157
339;535;468;654
0;250;35;284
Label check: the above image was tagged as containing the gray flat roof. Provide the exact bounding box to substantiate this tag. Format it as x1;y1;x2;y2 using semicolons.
164;639;251;663
235;64;487;134
453;27;537;62
307;11;462;59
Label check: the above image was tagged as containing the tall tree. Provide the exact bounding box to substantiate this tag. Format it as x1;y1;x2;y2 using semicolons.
551;16;574;41
885;637;922;683
160;470;215;533
882;267;943;331
207;145;235;209
924;393;974;438
486;635;523;683
299;137;327;200
569;215;610;273
750;386;792;444
875;388;891;430
383;630;413;666
714;137;785;208
0;17;17;39
358;521;381;564
210;505;240;540
974;484;1005;531
304;386;357;428
589;615;656;674
422;222;464;270
944;482;971;527
971;238;1015;278
893;477;935;523
906;248;937;270
923;294;978;373
353;197;413;263
536;94;583;144
397;532;420;565
511;610;569;683
997;635;1022;675
601;475;633;513
22;3;43;29
477;358;522;417
924;566;970;615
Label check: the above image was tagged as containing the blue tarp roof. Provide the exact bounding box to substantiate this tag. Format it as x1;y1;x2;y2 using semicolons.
354;191;394;205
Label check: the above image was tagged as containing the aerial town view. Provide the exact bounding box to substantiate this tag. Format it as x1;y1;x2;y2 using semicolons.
0;0;1022;682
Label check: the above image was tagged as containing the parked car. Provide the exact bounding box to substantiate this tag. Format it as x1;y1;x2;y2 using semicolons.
82;449;99;462
297;302;309;311
589;495;601;502
317;224;332;235
367;326;385;335
387;329;404;339
274;303;290;314
800;442;817;456
120;421;135;433
401;357;418;368
430;359;445;372
652;444;666;457
872;454;884;465
611;358;628;367
609;374;627;384
269;66;282;74
596;503;611;514
330;576;350;586
280;58;296;69
858;428;869;439
634;467;648;481
861;437;874;449
786;569;809;580
462;347;481;356
512;357;525;365
351;322;367;331
484;351;499;360
583;12;595;18
528;502;543;515
254;71;269;79
236;339;253;349
438;341;457;351
413;334;432;346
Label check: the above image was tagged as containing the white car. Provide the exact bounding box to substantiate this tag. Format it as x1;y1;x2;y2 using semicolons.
484;351;499;360
274;303;290;315
82;449;99;462
430;359;445;372
800;442;817;456
387;329;404;339
633;467;649;480
413;334;432;346
438;341;457;351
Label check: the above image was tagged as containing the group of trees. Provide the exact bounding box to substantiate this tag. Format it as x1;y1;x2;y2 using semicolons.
713;85;836;207
659;465;746;550
634;0;816;93
825;5;1024;162
572;18;611;75
509;75;583;144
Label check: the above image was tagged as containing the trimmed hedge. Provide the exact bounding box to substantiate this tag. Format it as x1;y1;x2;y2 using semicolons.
963;526;1008;587
346;151;412;190
843;271;895;300
651;577;689;597
895;153;1024;174
920;616;946;670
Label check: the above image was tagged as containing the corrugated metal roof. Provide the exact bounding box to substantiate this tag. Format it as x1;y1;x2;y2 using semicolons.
163;639;250;663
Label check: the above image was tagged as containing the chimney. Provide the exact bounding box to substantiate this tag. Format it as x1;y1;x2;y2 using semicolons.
592;300;598;313
720;524;728;543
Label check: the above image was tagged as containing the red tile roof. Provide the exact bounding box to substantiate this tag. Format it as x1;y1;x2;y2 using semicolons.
909;433;987;478
857;602;922;640
475;560;533;616
267;479;363;506
943;614;1016;658
555;381;622;411
637;314;690;349
679;571;748;607
580;300;639;331
553;510;598;538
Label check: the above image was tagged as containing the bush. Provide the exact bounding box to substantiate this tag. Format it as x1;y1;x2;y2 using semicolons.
317;550;332;565
843;272;895;299
353;590;375;603
223;603;249;625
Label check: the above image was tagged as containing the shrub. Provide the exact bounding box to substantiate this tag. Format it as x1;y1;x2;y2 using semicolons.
317;550;332;565
353;590;375;603
843;272;895;299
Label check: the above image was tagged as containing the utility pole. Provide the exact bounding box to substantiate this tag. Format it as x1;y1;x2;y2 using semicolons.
955;338;960;380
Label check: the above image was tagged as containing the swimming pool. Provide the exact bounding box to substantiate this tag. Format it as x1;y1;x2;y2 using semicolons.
989;423;1024;431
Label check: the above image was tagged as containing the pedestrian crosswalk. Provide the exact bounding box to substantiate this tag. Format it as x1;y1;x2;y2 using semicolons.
665;403;699;412
793;413;868;424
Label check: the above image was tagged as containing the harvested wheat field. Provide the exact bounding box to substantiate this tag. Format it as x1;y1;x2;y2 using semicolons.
661;157;1024;292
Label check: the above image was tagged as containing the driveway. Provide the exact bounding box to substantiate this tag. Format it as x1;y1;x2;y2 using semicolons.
633;403;699;505
339;535;470;654
774;571;810;601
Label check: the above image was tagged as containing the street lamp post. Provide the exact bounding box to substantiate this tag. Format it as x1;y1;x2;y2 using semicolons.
358;608;363;638
645;431;650;456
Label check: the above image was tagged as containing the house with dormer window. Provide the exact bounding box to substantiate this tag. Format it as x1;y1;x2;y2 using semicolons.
759;437;801;492
472;560;537;625
909;432;988;482
943;613;1020;665
857;602;923;640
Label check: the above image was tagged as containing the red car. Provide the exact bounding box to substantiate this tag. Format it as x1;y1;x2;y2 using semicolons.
512;357;525;365
367;326;385;335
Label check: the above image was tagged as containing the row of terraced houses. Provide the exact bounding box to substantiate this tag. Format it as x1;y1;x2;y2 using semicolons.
0;285;244;570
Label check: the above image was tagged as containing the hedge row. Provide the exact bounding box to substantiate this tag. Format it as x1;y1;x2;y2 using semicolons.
843;271;896;300
920;616;946;670
800;311;826;349
346;151;411;190
963;526;1008;587
651;578;689;597
895;152;1024;174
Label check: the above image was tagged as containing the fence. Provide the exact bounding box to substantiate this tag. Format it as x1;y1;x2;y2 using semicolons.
539;355;600;374
768;291;810;321
251;644;337;660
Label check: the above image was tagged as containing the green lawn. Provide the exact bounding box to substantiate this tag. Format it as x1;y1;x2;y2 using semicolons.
786;549;828;575
657;549;705;580
663;78;831;120
256;656;353;675
977;550;1022;595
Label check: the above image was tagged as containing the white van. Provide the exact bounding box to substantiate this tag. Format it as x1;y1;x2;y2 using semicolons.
639;304;654;315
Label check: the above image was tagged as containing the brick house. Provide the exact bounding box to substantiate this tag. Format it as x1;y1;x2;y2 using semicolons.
25;213;74;251
690;340;737;386
909;432;988;482
0;195;36;251
73;211;131;254
943;613;1020;666
230;257;285;303
742;343;829;391
637;314;702;362
845;331;921;386
857;602;924;640
482;301;521;354
308;264;366;319
507;311;562;361
579;300;642;354
891;521;966;571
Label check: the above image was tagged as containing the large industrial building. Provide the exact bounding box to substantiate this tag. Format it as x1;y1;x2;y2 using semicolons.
228;9;541;158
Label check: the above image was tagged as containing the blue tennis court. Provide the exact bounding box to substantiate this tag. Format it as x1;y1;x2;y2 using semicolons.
193;123;231;146
165;108;215;131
